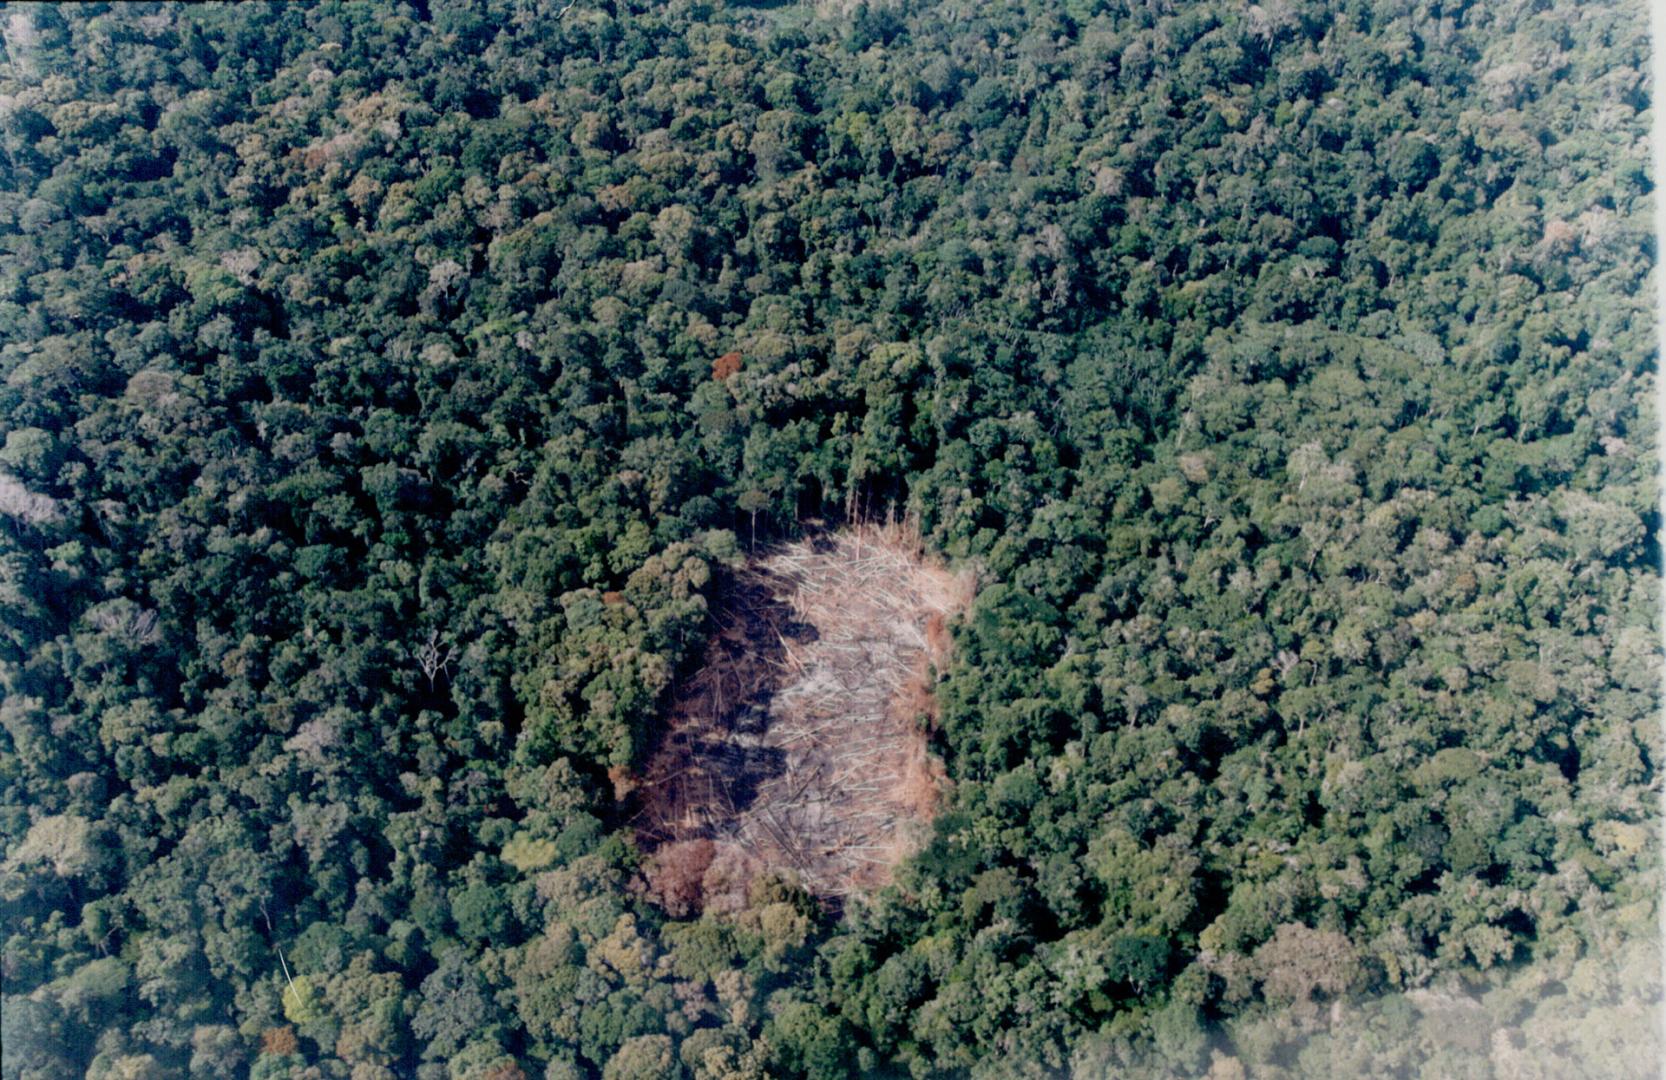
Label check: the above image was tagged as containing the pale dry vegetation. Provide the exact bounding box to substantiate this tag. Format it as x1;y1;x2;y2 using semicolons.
633;522;974;910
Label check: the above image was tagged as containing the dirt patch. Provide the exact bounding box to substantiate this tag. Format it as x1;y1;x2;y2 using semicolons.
633;522;974;908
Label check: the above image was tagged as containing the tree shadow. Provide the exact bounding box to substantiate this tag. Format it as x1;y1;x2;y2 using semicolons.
634;562;816;841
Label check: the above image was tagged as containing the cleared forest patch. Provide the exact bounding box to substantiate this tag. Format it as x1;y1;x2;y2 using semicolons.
633;522;974;910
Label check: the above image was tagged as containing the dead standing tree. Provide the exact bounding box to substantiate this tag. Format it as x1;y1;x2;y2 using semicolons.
411;628;458;689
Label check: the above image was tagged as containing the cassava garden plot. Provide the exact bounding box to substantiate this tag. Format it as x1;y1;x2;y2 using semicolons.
632;523;974;910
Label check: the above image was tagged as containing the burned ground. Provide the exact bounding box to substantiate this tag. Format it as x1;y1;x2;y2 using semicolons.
632;524;974;909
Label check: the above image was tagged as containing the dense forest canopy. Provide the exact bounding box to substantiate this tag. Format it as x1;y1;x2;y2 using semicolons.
0;1;1658;1077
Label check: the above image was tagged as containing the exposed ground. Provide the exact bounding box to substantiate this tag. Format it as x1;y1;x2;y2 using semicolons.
632;522;974;910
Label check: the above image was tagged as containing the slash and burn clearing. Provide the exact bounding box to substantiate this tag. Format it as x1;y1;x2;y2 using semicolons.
632;522;974;911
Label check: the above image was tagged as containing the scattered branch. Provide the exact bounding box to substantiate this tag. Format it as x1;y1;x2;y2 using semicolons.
634;526;972;900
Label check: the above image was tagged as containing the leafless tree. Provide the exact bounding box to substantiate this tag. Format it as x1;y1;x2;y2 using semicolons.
411;629;457;689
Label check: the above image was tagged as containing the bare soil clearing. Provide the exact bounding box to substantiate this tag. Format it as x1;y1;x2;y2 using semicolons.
633;523;974;908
